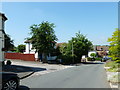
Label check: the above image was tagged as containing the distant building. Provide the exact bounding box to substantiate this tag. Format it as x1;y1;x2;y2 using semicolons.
24;40;62;61
88;45;109;57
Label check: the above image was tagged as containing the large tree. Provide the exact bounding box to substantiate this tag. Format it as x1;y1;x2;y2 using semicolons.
70;32;93;63
59;32;93;63
107;28;120;60
29;21;58;62
4;34;14;51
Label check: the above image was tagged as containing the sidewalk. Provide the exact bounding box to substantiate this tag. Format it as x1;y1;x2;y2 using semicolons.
4;59;74;78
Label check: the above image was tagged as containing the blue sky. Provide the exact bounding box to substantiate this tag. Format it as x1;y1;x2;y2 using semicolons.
1;2;118;46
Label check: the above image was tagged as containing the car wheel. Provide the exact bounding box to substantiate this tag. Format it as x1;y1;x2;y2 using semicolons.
2;79;18;90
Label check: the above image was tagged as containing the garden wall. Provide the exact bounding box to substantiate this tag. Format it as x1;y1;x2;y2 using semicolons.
5;53;35;61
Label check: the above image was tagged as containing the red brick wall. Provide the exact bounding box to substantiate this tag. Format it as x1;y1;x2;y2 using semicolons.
5;53;35;61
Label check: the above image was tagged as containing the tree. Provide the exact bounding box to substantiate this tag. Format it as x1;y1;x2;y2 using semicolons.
70;32;93;63
107;28;120;60
4;34;14;51
90;53;96;58
17;44;25;53
29;21;58;62
59;31;93;64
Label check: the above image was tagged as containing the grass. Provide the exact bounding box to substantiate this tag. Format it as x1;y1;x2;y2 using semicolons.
105;61;120;72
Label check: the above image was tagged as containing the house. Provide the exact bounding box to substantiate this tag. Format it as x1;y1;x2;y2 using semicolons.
24;40;58;61
88;45;109;57
0;13;7;63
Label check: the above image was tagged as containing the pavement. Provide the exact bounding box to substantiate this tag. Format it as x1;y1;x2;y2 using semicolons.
104;66;120;89
2;59;75;79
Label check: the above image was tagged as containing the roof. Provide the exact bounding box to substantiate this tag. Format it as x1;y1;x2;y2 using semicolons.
94;45;109;51
56;43;66;47
0;13;7;21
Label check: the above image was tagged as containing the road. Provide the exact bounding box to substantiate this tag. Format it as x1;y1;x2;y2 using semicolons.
20;62;111;88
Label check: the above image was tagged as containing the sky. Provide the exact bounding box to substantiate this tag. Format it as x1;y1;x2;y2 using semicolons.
1;2;118;46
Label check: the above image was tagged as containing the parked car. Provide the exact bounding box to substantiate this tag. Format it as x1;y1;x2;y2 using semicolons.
0;72;20;90
101;56;111;62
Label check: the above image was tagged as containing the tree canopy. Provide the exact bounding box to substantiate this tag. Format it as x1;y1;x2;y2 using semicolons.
107;28;120;60
4;34;14;51
29;21;58;62
16;44;25;53
59;31;93;63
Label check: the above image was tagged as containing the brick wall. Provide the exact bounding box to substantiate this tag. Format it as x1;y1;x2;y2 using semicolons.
5;53;35;61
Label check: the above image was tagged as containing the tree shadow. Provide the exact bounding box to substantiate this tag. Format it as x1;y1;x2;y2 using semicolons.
2;65;46;73
2;65;47;79
82;62;104;64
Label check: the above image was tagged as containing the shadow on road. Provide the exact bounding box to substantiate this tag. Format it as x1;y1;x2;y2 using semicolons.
18;85;30;90
82;62;104;65
2;65;46;73
2;65;47;79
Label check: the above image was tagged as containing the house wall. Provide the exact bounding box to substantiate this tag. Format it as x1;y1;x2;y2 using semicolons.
88;51;97;57
24;43;39;60
0;15;5;62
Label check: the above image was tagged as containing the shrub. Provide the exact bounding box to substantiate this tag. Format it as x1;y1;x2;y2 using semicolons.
57;55;73;64
105;61;116;67
115;60;120;63
105;61;120;72
95;57;102;61
87;57;92;61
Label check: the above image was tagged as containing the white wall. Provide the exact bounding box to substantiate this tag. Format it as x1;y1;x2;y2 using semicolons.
24;43;39;60
0;16;5;61
88;51;97;57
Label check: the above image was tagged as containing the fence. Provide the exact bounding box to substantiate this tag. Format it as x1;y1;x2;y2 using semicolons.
5;53;35;61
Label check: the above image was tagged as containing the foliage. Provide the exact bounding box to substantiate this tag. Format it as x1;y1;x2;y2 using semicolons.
105;61;116;67
90;53;96;58
4;34;15;51
115;60;120;63
59;31;93;63
107;28;120;60
105;61;120;72
95;57;102;61
87;57;92;61
58;55;73;65
70;31;93;63
29;21;58;62
17;44;25;53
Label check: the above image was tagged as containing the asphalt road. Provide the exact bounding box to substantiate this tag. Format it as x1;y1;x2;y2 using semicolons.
20;62;111;88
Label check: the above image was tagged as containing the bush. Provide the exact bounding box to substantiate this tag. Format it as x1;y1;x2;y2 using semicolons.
95;57;102;61
87;57;92;61
105;61;120;72
115;60;120;63
105;61;116;67
57;55;73;64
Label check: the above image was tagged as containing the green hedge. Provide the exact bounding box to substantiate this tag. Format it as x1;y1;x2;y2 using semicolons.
95;57;102;61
